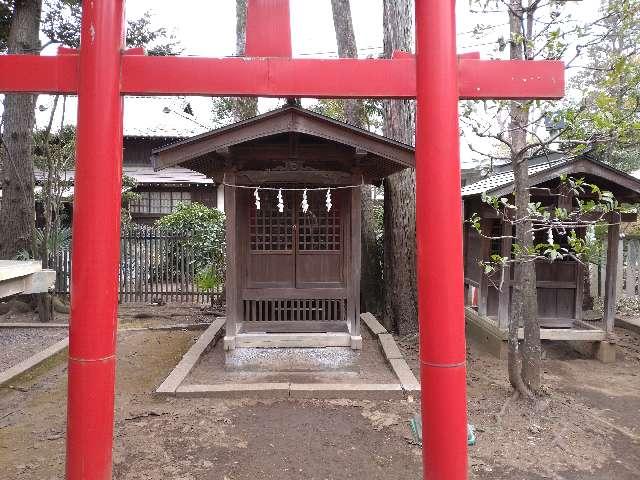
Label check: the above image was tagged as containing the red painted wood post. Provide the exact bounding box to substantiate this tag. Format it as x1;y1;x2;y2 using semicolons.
245;0;292;57
415;1;468;479
65;0;125;478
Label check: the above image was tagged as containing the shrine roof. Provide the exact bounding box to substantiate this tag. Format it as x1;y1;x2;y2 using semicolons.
34;166;213;186
462;155;640;201
18;96;211;139
152;105;415;182
122;97;210;138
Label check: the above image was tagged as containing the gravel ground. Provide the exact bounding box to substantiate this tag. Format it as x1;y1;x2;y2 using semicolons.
0;328;68;372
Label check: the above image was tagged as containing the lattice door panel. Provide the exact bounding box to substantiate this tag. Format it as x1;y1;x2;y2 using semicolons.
298;190;342;251
249;190;294;251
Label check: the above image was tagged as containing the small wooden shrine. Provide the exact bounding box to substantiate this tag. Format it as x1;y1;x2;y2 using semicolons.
153;105;414;349
462;154;640;360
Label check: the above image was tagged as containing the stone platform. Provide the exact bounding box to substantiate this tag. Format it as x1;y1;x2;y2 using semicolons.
156;313;420;399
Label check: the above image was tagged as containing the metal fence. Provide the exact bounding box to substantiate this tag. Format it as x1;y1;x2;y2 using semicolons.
53;226;222;304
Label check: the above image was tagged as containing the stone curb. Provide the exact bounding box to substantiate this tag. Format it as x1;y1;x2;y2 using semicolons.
0;323;69;328
360;312;387;335
176;383;290;398
0;337;69;387
121;323;210;332
0;323;210;331
156;317;225;393
360;312;421;395
378;333;403;359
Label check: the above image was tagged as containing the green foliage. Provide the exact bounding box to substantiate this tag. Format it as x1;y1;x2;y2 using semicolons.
372;201;384;277
16;226;72;260
473;176;637;271
0;0;11;52
310;99;384;131
211;97;259;127
372;202;384;234
121;175;140;206
156;202;226;290
120;175;141;229
563;0;640;170
126;12;182;56
33;124;76;171
195;264;223;293
41;1;181;55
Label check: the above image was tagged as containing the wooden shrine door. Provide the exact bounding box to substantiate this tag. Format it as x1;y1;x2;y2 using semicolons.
244;189;347;291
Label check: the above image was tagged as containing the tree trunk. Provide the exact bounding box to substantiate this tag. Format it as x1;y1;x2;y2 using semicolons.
36;95;61;323
232;0;258;121
508;0;540;395
330;0;382;314
381;0;417;334
0;0;42;259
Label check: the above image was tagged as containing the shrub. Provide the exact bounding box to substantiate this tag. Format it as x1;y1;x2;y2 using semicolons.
156;202;226;292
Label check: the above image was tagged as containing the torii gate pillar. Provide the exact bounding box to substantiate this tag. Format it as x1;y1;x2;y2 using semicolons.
416;1;468;477
65;1;125;479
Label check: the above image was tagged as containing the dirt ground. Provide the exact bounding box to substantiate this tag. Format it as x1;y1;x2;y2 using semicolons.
0;301;215;327
399;325;640;479
1;305;639;479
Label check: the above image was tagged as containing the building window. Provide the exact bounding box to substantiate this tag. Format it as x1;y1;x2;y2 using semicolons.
130;190;192;214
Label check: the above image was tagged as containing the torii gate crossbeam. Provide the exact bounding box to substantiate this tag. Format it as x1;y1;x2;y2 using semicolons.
0;1;564;479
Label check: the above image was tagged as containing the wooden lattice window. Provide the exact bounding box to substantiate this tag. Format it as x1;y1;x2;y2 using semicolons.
249;191;294;251
130;190;191;214
298;191;341;251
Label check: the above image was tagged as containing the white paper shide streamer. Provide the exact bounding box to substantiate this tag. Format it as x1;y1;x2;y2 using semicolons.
277;188;284;213
254;188;261;210
250;185;338;214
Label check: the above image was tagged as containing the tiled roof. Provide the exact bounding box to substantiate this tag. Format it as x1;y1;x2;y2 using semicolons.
123;166;213;185
34;166;213;186
14;96;213;139
122;97;211;138
461;160;565;197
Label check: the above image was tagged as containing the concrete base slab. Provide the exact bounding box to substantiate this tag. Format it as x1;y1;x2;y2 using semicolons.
224;346;360;373
616;317;640;335
465;308;509;360
235;332;352;348
223;334;236;351
567;340;617;363
157;313;420;399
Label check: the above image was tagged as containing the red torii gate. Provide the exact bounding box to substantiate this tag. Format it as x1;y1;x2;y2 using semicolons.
0;1;564;479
